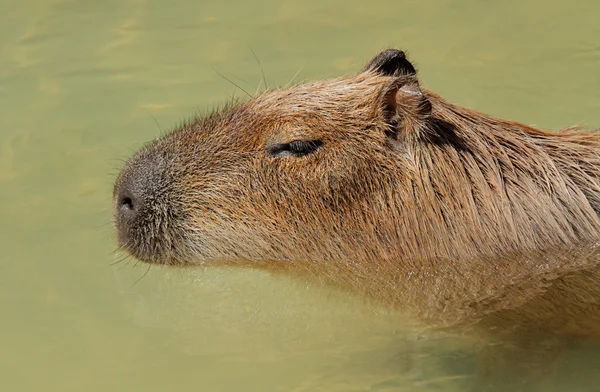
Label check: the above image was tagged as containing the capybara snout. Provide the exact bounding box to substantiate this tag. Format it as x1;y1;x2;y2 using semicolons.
114;145;193;264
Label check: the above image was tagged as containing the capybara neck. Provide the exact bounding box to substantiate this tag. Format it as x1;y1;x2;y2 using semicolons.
399;90;600;263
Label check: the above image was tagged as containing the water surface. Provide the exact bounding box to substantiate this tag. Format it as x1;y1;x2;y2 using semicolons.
2;0;600;391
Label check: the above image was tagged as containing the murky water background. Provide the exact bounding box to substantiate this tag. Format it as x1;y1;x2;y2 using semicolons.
2;0;600;391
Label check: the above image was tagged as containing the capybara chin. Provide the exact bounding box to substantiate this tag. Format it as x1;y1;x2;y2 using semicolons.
113;49;600;335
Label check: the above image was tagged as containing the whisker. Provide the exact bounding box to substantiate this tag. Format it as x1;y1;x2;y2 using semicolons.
285;63;305;88
109;258;124;267
144;109;164;137
131;264;152;288
99;221;114;229
109;244;126;257
248;45;268;91
221;88;235;102
231;75;250;84
117;257;133;271
254;80;263;96
212;65;252;98
110;253;130;266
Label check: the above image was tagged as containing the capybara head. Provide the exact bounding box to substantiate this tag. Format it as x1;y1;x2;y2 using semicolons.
114;49;600;328
113;49;437;265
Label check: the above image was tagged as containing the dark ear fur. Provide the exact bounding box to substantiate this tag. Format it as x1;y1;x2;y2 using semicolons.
363;49;416;77
366;49;432;138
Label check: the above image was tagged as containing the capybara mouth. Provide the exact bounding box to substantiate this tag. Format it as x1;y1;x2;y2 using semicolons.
113;142;199;266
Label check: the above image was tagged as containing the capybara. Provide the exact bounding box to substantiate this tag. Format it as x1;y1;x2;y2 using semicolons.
113;49;600;337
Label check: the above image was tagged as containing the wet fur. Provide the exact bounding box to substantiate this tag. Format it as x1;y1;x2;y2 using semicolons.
114;50;600;337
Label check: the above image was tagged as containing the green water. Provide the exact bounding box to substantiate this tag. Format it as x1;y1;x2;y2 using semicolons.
2;0;600;391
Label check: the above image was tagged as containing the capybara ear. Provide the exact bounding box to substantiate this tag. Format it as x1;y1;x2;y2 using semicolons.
367;50;431;137
391;78;432;119
380;77;432;140
363;49;416;77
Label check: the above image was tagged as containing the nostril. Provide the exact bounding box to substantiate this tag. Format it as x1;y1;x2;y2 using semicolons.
119;195;135;211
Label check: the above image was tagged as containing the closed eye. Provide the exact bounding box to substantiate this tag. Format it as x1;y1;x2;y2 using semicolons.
267;140;323;157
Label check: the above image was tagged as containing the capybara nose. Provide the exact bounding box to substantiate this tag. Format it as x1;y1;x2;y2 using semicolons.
116;187;137;217
113;151;164;227
113;180;144;241
113;157;154;246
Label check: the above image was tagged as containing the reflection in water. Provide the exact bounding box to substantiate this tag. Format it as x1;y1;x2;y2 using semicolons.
1;0;600;391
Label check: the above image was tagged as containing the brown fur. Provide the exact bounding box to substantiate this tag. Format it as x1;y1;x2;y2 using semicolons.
114;49;600;337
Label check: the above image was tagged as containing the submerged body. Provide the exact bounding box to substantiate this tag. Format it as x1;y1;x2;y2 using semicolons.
114;49;600;336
